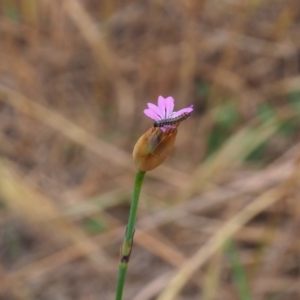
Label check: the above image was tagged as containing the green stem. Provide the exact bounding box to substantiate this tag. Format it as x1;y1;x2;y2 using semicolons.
115;170;146;300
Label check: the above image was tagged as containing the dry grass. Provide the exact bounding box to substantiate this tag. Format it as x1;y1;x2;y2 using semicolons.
1;0;300;299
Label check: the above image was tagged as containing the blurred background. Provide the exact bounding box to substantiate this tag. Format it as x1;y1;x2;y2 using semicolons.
1;0;300;299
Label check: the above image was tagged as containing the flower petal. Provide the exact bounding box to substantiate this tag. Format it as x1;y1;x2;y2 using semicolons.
144;109;160;121
147;103;163;118
171;105;194;117
160;124;177;132
164;97;174;118
158;96;167;118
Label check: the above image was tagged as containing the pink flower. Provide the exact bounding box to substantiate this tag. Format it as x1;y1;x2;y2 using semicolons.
144;96;193;131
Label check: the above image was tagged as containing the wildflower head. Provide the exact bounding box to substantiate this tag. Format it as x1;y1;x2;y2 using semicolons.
133;96;193;172
144;96;193;132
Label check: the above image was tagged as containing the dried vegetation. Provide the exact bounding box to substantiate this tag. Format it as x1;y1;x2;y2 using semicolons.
1;0;300;299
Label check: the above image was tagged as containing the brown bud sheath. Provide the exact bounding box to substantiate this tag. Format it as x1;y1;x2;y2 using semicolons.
133;127;178;172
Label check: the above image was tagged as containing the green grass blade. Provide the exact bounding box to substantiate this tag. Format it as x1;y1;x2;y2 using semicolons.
225;240;252;300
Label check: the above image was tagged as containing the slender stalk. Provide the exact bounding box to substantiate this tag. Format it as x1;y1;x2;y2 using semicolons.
115;170;146;300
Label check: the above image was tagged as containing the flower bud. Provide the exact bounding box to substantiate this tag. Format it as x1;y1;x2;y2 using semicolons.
133;127;177;172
